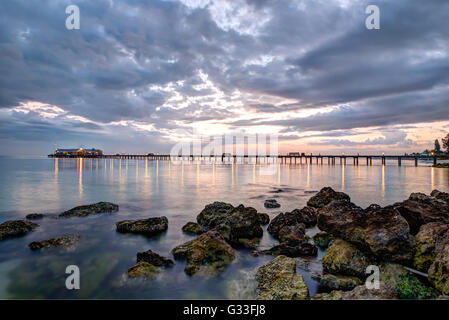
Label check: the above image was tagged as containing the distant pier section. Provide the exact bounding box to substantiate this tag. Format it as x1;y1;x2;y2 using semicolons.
48;149;444;166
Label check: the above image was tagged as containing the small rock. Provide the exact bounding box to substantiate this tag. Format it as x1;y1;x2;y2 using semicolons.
307;187;350;209
136;249;174;267
257;242;318;257
59;202;119;218
258;213;270;225
128;261;159;279
256;255;309;300
26;213;44;220
116;216;168;237
264;199;281;209
319;274;362;291
0;220;39;241
267;207;317;238
313;231;333;248
197;202;235;228
29;234;80;250
182;222;205;235
172;231;235;276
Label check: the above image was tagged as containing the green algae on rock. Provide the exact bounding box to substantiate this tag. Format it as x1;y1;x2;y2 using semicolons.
256;255;309;300
116;216;168;237
128;261;159;279
172;230;235;277
182;222;206;235
29;234;80;250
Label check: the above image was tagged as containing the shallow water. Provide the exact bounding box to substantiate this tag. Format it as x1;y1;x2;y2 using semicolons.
0;158;448;299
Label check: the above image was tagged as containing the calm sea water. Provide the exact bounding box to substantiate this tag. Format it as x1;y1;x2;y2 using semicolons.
0;157;448;299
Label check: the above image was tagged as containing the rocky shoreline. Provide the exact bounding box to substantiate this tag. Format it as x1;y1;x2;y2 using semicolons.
1;187;449;299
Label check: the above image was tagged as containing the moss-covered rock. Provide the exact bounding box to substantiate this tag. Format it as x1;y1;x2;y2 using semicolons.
319;274;362;291
136;249;174;267
28;234;80;250
428;230;449;295
380;263;437;299
312;282;398;300
256;255;309;300
128;261;159;279
0;220;39;241
59;202;118;218
172;231;235;276
313;231;333;248
322;239;371;278
25;213;44;220
182;222;205;235
414;222;448;272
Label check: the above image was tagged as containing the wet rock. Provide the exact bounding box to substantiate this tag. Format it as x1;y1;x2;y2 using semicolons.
197;202;234;228
128;261;159;279
182;222;205;235
258;213;270;225
313;231;333;248
264;199;281;209
116;216;168;237
414;222;449;272
313;282;398;300
379;263;437;299
136;249;174;267
236;238;261;249
29;235;80;250
0;220;39;241
256;255;309;300
319;274;362;291
393;192;449;235
307;187;350;209
257;242;318;257
431;189;449;204
26;213;44;220
278;224;306;245
322;239;371;278
267;207;317;238
318;200;415;264
428;230;449;295
172;231;235;276
59;202;119;218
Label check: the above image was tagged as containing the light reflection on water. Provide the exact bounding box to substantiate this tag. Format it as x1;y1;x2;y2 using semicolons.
0;158;448;299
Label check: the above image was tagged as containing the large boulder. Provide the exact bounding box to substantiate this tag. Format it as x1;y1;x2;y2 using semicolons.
256;255;309;300
307;187;350;209
393;192;449;235
28;235;80;250
0;220;39;241
182;222;205;235
414;222;449;272
136;249;174;267
428;230;449;295
318;201;415;264
267;207;317;238
172;231;235;276
116;216;168;237
313;282;398;300
59;202;119;217
322;239;371;278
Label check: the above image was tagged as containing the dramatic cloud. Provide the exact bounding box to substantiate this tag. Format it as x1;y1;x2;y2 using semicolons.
0;0;448;156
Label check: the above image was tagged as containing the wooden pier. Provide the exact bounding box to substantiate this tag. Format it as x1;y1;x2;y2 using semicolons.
48;153;443;167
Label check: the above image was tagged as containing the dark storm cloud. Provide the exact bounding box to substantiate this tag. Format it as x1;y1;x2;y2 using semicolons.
0;0;448;155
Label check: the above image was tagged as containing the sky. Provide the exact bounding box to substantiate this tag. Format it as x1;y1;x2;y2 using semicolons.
0;0;448;157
